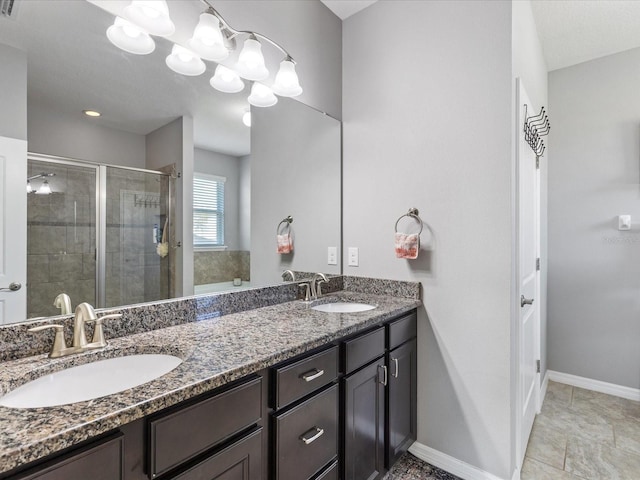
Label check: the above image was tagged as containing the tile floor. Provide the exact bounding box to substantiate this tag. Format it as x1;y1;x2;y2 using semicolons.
521;381;640;479
386;381;640;480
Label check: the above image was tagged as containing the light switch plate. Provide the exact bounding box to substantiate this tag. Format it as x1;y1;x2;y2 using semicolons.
348;247;359;267
619;215;631;231
327;247;337;265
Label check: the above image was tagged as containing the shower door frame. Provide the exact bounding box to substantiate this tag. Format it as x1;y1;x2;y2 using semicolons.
27;153;172;310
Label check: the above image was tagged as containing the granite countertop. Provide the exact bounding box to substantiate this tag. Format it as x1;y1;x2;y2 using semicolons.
0;290;420;474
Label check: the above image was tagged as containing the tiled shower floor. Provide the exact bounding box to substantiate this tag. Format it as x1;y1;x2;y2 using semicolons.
386;381;640;479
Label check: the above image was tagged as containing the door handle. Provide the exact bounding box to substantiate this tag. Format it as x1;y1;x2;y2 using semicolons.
379;365;388;386
520;295;534;307
300;369;324;382
299;427;324;445
392;358;399;379
0;282;21;292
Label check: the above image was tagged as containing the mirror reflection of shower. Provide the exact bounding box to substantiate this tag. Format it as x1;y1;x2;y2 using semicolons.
26;172;55;195
26;156;173;318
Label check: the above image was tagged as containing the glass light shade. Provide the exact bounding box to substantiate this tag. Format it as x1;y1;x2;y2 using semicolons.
248;83;277;108
236;38;269;81
242;111;251;127
26;181;33;194
166;44;206;76
36;180;51;195
210;65;244;93
272;59;303;97
107;17;155;55
123;0;175;37
188;12;228;62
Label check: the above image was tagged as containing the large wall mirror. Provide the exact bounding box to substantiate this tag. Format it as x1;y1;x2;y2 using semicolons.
0;0;341;322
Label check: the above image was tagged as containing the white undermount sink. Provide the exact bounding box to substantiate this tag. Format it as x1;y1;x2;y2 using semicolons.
0;354;182;409
311;302;376;313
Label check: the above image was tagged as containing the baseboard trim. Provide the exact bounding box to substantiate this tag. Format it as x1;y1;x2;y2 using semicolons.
547;370;640;401
539;370;549;411
408;442;508;480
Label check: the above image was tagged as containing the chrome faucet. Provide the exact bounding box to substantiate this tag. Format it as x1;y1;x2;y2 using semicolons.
310;273;329;300
28;303;122;358
282;269;296;282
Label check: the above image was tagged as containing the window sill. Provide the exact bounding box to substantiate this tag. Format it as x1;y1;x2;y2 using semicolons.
194;246;228;252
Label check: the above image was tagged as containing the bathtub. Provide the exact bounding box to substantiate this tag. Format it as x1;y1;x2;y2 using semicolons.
194;281;254;295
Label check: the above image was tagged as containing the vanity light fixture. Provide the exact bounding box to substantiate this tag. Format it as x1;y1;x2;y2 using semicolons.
27;173;56;195
236;36;269;81
83;109;101;117
248;83;277;108
106;0;302;107
272;58;303;97
166;44;206;76
106;17;155;55
242;111;251;127
26;181;33;194
189;11;229;62
123;0;175;37
36;180;52;196
210;65;244;93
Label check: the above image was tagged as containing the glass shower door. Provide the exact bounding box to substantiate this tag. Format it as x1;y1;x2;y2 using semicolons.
103;166;170;308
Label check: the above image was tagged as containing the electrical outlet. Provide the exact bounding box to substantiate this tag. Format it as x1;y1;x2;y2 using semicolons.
327;246;337;265
348;247;359;267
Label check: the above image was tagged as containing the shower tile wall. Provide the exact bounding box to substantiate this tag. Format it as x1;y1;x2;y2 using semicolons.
27;161;96;318
193;251;250;285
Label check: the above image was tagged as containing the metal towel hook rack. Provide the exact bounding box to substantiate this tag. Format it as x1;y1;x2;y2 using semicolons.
394;208;423;235
524;105;550;158
276;215;293;234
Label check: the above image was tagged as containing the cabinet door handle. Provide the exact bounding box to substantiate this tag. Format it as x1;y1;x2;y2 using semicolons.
392;357;399;378
301;369;324;382
300;426;324;445
379;365;387;386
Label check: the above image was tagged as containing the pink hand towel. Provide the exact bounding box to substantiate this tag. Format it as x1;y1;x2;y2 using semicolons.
395;232;419;259
277;233;293;254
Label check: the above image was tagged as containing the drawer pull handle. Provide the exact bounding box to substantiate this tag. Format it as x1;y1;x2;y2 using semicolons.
300;427;324;445
301;369;325;382
392;358;399;378
379;365;388;386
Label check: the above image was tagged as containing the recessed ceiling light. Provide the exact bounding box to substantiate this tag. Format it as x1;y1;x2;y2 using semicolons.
83;110;101;117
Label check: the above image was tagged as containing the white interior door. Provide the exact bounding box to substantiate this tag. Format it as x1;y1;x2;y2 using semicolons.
516;81;541;468
0;136;27;324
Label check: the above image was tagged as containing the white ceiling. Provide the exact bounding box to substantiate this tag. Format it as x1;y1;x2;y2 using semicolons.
530;0;640;71
320;0;378;20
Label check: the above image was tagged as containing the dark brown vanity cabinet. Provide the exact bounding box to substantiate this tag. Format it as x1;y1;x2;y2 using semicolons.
386;313;418;469
271;345;339;480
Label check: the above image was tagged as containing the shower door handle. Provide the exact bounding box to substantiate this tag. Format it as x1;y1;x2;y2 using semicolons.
0;282;21;292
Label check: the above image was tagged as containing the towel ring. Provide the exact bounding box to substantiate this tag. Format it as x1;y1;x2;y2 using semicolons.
277;215;293;235
394;208;423;235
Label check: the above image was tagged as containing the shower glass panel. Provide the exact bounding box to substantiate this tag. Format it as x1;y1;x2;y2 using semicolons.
26;159;97;318
104;166;170;308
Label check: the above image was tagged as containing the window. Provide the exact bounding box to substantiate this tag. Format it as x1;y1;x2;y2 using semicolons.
193;173;225;248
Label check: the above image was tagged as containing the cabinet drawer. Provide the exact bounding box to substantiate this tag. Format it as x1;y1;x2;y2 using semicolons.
148;376;262;478
274;384;338;480
313;461;338;480
173;428;262;480
387;311;417;350
274;345;338;409
342;326;385;374
12;434;123;480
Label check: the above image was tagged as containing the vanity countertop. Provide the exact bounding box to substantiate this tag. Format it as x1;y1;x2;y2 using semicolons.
0;290;420;474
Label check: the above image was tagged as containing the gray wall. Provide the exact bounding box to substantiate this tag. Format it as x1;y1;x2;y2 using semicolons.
239;156;251;252
0;44;27;141
251;99;341;287
194;148;244;250
146;117;194;297
343;1;514;478
548;48;640;389
28;103;145;167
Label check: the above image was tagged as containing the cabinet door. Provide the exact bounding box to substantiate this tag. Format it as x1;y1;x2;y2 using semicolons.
343;360;385;480
386;339;417;468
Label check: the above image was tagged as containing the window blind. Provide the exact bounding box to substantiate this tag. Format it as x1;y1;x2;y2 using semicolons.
193;173;225;247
